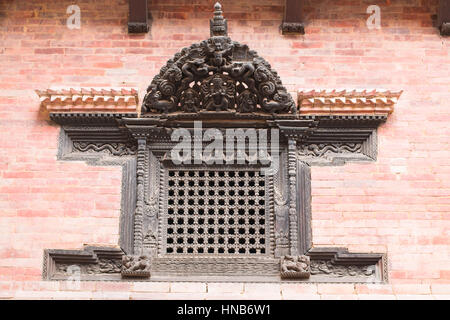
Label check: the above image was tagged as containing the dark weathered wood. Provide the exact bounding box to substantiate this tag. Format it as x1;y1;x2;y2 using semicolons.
128;0;149;33
281;0;305;35
297;161;312;254
438;0;450;36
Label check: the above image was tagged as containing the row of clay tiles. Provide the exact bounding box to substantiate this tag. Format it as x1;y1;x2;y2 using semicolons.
36;88;402;116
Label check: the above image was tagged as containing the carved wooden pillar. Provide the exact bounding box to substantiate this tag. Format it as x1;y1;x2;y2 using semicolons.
274;150;289;257
142;151;160;257
297;161;312;254
134;138;147;253
128;0;149;33
288;139;299;255
281;0;305;35
438;0;450;36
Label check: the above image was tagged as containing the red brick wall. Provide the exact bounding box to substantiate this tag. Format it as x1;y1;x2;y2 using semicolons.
0;0;449;299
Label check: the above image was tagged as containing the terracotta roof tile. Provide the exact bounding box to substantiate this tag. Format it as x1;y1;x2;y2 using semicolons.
36;87;139;113
297;89;402;116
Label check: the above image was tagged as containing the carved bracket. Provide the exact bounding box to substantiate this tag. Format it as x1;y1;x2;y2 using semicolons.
281;0;305;35
128;0;150;33
439;0;450;36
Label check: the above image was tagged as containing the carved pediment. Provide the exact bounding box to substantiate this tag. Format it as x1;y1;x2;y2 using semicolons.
142;3;296;116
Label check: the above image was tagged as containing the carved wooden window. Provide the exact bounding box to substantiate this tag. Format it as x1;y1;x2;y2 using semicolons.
163;168;270;256
40;3;401;283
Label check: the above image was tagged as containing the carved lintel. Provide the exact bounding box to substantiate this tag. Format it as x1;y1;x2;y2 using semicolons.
121;255;151;278
281;0;305;35
280;255;310;279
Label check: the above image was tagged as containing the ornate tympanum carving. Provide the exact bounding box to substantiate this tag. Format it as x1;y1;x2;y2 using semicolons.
142;3;295;115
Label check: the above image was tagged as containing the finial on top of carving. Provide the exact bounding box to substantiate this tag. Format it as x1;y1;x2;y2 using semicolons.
210;2;228;37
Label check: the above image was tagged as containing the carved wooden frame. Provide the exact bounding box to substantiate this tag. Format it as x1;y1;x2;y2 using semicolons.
43;118;389;283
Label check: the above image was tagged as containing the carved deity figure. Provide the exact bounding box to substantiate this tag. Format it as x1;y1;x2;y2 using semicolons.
205;37;233;68
236;89;257;113
201;74;235;111
144;88;177;114
180;88;200;113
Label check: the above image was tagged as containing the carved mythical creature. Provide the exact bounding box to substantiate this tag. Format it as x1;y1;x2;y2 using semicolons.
181;58;209;89
143;88;177;114
121;255;151;278
280;255;311;279
205;37;232;68
201;74;235;111
180;88;200;113
254;63;272;83
237;89;257;113
282;255;309;273
230;62;256;93
163;65;183;83
261;91;296;114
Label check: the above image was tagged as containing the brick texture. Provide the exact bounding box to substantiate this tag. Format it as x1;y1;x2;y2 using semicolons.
0;0;449;299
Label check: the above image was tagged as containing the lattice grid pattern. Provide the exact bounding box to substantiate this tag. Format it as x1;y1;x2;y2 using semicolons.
164;168;269;255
